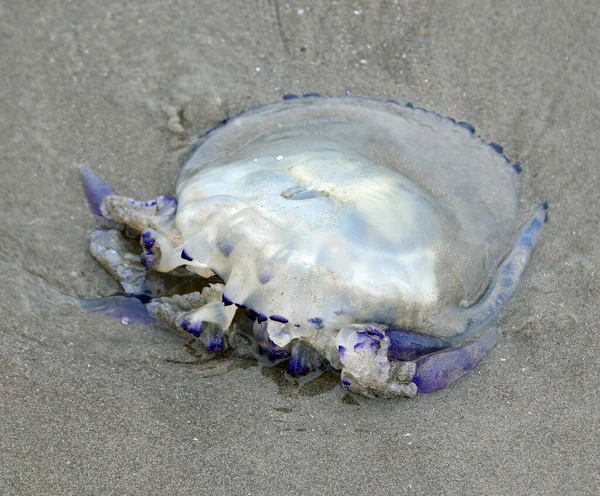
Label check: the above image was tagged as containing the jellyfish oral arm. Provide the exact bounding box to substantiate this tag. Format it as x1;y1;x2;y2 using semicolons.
430;202;548;345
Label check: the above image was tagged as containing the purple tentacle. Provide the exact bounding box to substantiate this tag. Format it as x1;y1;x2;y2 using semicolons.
434;203;548;346
287;341;322;376
386;328;452;360
80;167;117;217
180;317;202;337
80;296;156;324
199;326;225;353
413;326;502;393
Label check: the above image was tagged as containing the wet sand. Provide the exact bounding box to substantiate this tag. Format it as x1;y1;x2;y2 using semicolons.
1;1;598;494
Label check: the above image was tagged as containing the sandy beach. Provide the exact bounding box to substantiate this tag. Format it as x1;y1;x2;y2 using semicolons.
1;1;598;494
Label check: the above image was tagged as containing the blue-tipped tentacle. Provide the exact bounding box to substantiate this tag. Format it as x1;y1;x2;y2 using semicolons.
413;326;502;393
79;296;156;324
199;324;225;352
80;167;117;217
180;317;202;337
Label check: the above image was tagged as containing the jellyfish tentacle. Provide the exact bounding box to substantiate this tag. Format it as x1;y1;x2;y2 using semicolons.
432;203;548;345
386;328;452;360
80;167;118;217
80;296;156;324
413;326;502;393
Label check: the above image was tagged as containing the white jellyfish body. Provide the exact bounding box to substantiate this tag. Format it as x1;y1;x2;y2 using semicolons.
84;96;546;397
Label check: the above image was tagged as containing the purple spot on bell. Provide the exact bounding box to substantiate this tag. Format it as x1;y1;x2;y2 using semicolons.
80;167;117;217
235;302;247;309
270;315;288;324
458;121;476;133
353;341;366;352
405;102;414;108
413;327;502;393
513;163;523;174
247;309;258;320
308;317;324;330
222;295;233;306
257;313;268;323
342;378;351;388
216;239;234;257
259;267;274;284
294;323;301;328
283;94;299;100
354;336;380;353
489;142;504;154
181;249;193;261
338;345;346;360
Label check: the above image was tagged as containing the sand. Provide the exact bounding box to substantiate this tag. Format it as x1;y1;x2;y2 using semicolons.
1;1;598;494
